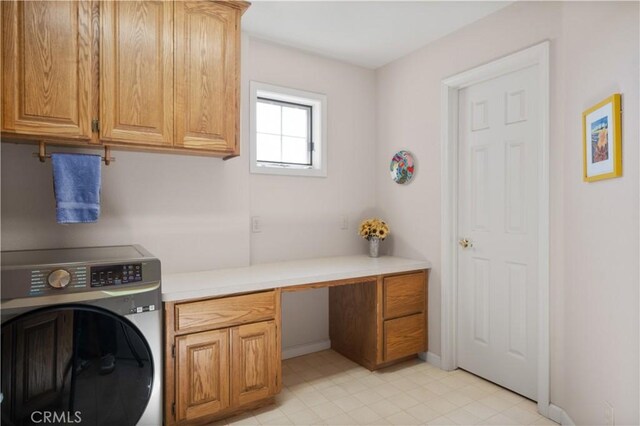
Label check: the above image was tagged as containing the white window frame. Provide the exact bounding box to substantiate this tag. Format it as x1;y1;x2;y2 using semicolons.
250;81;327;177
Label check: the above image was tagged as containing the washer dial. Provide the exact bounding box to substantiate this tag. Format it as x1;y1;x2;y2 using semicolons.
48;269;71;289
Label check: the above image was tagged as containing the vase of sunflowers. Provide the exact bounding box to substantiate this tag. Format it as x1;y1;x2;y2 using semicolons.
359;218;390;258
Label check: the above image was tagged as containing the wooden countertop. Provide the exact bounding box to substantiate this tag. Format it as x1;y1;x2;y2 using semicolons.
161;255;431;302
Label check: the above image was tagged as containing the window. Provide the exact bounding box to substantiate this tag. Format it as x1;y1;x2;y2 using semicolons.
250;81;327;177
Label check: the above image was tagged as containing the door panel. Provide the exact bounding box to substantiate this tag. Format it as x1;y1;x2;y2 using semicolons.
505;141;527;233
176;329;229;421
457;65;539;400
506;262;528;358
230;321;277;407
2;0;93;138
100;0;173;146
174;2;240;153
471;257;490;345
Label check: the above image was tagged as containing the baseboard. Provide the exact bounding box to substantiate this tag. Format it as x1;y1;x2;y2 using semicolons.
418;351;442;368
282;339;331;360
548;404;575;426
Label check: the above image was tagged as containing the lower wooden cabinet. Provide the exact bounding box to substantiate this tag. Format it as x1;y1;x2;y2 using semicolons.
383;312;426;362
165;271;428;424
165;291;280;426
329;270;428;370
231;321;278;407
175;329;230;422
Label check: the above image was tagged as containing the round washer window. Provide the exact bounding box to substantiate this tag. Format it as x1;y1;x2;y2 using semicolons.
1;305;154;426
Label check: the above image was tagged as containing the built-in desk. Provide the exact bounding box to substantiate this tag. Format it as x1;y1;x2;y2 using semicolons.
161;255;431;426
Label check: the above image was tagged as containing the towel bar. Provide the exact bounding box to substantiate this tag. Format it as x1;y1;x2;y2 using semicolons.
33;142;115;165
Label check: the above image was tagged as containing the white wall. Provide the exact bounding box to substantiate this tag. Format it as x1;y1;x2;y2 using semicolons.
375;1;638;423
0;144;252;272
245;38;377;351
560;3;639;424
0;36;377;353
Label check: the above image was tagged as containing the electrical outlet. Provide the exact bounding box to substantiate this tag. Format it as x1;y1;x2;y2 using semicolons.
341;215;349;230
604;401;615;426
251;216;261;233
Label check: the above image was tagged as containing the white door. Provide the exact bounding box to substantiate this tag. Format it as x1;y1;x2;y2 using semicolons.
457;65;539;400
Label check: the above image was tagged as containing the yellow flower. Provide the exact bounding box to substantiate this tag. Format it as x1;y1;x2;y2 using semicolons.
358;218;390;240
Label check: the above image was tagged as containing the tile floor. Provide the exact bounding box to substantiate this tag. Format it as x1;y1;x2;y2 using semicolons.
220;350;559;426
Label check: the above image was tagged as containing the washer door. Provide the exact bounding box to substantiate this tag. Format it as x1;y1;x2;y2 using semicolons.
1;305;154;426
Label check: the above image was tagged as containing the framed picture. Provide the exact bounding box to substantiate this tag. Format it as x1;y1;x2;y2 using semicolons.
582;94;622;182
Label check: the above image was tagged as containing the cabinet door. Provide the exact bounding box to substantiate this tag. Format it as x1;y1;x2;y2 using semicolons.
175;329;230;422
1;0;93;139
230;321;277;407
100;1;173;146
174;1;242;154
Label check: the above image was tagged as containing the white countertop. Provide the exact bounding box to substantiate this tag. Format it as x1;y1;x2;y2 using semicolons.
161;255;431;302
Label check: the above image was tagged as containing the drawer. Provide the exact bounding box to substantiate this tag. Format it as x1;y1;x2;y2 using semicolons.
383;271;425;319
383;313;426;362
175;291;276;333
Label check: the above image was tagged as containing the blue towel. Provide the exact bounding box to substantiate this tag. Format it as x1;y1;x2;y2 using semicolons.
52;153;102;224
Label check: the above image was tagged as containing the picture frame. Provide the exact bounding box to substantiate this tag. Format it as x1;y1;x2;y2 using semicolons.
582;94;622;182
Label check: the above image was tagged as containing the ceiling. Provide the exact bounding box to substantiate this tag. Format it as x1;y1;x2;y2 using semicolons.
242;1;512;69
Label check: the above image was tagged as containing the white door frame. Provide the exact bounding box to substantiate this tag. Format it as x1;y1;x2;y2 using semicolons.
440;41;550;416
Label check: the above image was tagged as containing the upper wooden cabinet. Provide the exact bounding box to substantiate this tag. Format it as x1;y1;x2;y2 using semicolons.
175;1;243;154
100;1;174;146
174;2;241;154
1;0;94;139
1;0;249;158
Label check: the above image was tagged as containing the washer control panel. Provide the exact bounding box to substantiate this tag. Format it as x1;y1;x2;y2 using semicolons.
30;266;88;295
90;263;142;287
2;245;161;300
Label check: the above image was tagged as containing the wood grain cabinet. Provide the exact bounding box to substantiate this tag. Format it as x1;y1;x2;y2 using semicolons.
165;291;281;426
1;0;95;140
329;270;428;370
1;0;249;158
100;0;174;146
175;329;230;422
174;1;243;154
164;270;427;424
231;321;278;407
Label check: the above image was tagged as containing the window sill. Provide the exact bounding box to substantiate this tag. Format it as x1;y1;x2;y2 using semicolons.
250;163;327;177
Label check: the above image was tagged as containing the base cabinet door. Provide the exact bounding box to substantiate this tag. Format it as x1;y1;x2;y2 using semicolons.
1;0;94;139
175;329;230;422
231;321;277;407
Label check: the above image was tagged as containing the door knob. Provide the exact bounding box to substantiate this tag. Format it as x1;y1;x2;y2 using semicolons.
458;238;473;248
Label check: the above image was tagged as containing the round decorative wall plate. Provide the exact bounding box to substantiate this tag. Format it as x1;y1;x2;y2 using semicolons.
389;150;415;184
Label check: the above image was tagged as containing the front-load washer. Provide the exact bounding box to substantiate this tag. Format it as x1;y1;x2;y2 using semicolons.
1;245;162;426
